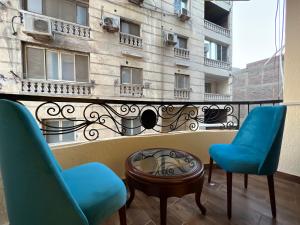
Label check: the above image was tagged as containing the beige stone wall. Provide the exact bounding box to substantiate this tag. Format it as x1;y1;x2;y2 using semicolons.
279;0;300;176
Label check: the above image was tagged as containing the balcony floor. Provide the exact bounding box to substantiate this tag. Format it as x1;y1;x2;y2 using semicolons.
104;169;300;225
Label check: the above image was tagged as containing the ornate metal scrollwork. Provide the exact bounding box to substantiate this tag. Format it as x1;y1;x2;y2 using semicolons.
35;100;240;141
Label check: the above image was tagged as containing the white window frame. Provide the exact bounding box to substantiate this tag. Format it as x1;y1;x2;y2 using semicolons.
120;19;141;37
43;119;76;144
204;40;228;62
24;45;90;83
176;36;188;49
120;66;143;85
25;0;89;26
175;73;190;90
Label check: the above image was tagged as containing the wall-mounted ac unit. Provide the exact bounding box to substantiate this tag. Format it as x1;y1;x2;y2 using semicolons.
178;8;191;22
164;32;177;46
128;0;143;6
102;16;120;33
23;13;53;41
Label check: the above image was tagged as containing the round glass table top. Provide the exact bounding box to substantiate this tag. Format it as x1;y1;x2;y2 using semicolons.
129;148;202;177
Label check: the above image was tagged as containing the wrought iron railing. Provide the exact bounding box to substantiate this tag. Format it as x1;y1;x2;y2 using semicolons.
119;32;143;48
204;93;231;101
174;47;190;59
204;58;231;70
0;94;282;141
204;20;231;37
21;79;93;96
20;10;91;39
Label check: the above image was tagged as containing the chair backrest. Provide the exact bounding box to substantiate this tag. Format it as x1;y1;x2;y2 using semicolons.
0;100;89;225
232;105;287;175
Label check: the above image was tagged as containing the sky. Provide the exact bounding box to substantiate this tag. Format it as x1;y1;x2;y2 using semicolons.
232;0;285;69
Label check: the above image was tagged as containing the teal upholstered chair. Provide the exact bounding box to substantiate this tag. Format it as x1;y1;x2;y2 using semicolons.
208;106;287;219
0;100;127;225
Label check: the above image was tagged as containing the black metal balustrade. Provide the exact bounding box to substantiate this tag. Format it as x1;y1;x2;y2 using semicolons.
0;94;282;141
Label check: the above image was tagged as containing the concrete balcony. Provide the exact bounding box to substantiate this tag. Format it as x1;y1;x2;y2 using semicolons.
174;47;190;59
21;80;93;96
204;20;231;37
119;32;143;48
120;84;144;97
204;58;231;70
174;88;191;99
20;10;91;39
204;93;231;101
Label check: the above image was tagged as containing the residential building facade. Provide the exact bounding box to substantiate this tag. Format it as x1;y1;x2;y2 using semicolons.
0;0;233;143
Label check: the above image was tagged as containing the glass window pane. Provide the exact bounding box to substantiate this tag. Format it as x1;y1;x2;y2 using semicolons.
176;75;184;89
45;120;60;143
222;46;228;62
46;51;59;80
27;0;42;14
60;0;76;22
185;75;190;89
130;23;140;37
62;120;75;142
27;47;45;79
205;83;212;93
181;0;188;9
121;67;131;84
217;44;222;61
77;5;88;26
75;55;89;82
132;68;142;84
210;43;217;60
61;53;75;81
121;21;130;33
178;37;187;49
44;0;59;18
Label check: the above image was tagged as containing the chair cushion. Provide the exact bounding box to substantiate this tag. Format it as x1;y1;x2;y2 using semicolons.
209;144;264;174
62;162;127;225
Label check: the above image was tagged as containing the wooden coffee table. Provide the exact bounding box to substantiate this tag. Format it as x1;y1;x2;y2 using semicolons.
125;148;206;225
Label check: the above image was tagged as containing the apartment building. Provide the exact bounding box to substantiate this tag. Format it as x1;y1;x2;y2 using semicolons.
0;0;233;143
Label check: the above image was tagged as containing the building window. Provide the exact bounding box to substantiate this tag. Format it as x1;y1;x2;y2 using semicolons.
176;36;188;49
25;0;88;26
120;20;140;37
204;40;228;62
205;83;212;93
121;66;143;84
175;74;190;89
175;0;189;11
43;119;75;144
181;0;188;10
24;46;89;82
121;117;141;136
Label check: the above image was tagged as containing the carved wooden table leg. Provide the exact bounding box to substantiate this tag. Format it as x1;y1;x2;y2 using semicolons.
160;196;168;225
126;183;135;208
195;192;206;215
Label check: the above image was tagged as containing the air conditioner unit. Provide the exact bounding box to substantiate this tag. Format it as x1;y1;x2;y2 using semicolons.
23;13;53;41
164;32;177;46
178;8;191;22
128;0;143;5
102;16;120;33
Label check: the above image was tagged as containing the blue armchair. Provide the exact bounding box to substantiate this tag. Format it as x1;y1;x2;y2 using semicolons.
208;106;287;219
0;100;127;225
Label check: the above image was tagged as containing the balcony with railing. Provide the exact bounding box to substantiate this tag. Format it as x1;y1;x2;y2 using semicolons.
204;20;231;37
21;80;93;96
20;10;91;39
174;47;190;59
119;32;143;48
204;58;231;70
174;89;191;99
120;83;144;97
204;93;231;101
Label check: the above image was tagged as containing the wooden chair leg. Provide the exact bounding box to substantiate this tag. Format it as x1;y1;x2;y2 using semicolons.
267;175;276;218
208;157;213;183
118;205;127;225
227;172;232;219
244;174;248;189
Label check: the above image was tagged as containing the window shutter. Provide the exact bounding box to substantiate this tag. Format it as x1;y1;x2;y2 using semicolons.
60;0;76;23
26;47;45;80
75;55;89;82
44;0;59;18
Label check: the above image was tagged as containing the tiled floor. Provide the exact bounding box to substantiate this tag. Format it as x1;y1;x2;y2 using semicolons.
103;169;300;225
